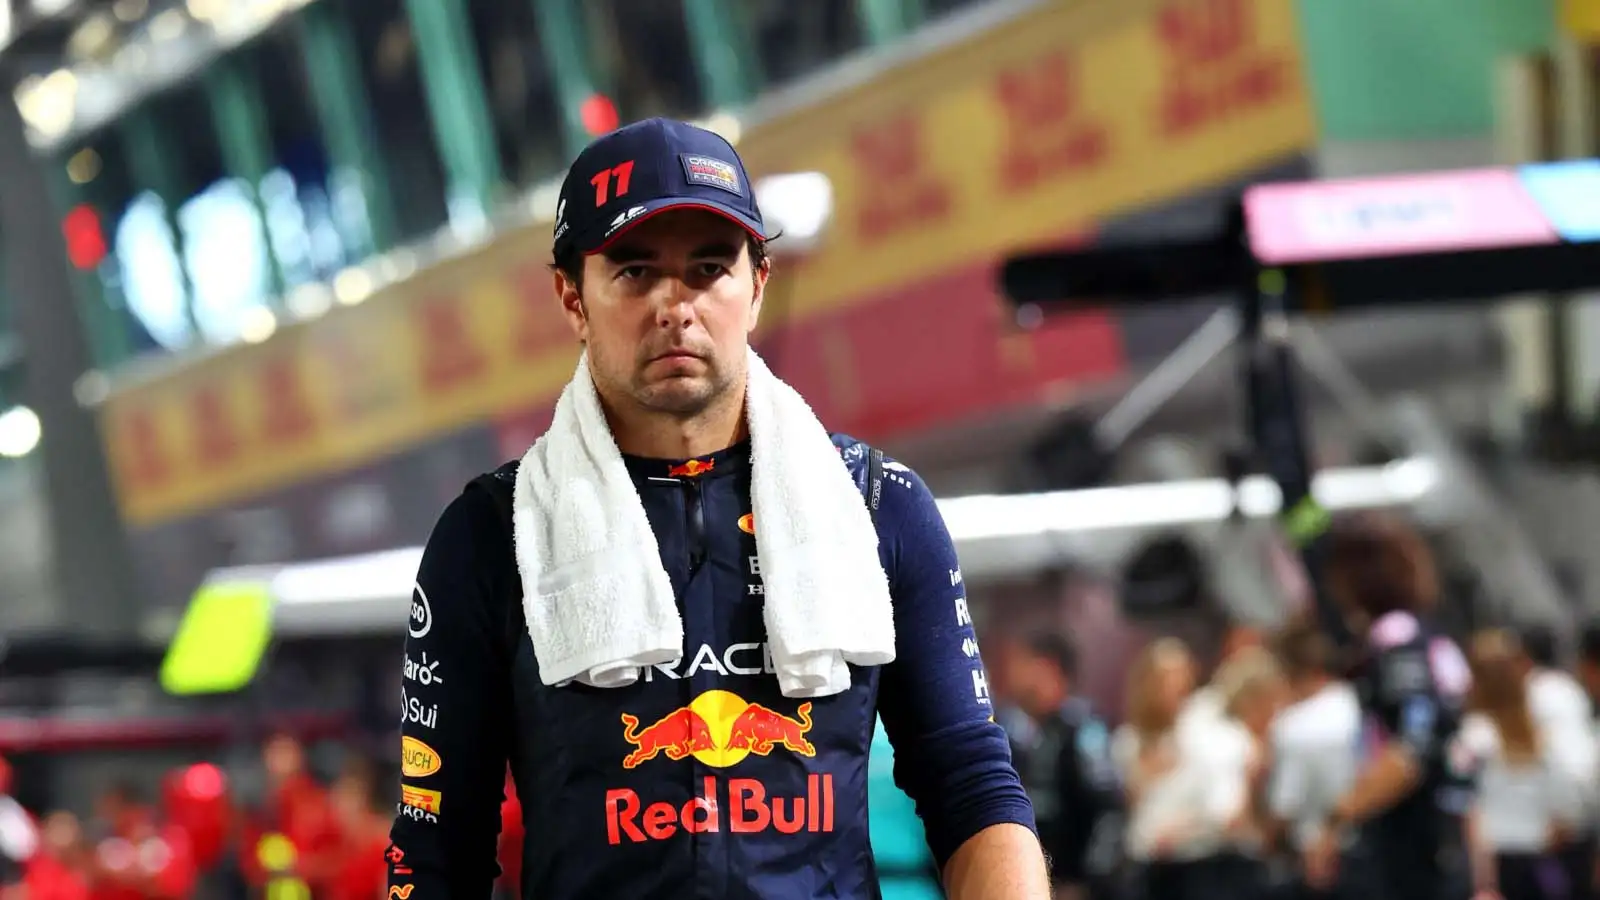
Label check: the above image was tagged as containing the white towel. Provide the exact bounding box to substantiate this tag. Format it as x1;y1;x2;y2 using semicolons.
512;348;895;698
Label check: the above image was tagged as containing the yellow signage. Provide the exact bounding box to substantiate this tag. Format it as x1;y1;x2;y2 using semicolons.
733;0;1314;320
1564;0;1600;40
100;0;1313;527
401;736;442;778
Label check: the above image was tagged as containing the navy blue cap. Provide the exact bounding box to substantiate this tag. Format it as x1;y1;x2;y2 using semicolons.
551;117;768;259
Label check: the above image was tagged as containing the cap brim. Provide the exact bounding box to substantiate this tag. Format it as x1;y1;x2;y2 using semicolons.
580;197;768;255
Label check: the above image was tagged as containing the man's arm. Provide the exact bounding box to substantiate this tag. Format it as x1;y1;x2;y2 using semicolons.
1327;637;1444;830
872;459;1049;900
387;488;516;900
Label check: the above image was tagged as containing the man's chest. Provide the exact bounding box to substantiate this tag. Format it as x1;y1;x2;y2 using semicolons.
503;473;879;796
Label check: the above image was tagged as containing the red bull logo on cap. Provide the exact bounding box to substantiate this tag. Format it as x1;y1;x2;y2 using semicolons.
609;691;831;844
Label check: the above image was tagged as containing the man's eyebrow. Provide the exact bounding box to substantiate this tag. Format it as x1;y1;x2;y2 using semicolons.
600;245;656;265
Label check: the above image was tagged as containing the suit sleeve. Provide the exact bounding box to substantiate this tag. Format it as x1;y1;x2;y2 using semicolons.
873;459;1037;867
387;489;515;900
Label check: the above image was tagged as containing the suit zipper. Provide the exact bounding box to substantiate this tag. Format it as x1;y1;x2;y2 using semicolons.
684;480;706;574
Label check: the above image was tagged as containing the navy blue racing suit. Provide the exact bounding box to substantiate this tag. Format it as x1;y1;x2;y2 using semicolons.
385;435;1035;899
1353;610;1475;900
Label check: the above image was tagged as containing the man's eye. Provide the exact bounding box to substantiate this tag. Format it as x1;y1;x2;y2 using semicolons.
695;263;729;278
617;265;648;280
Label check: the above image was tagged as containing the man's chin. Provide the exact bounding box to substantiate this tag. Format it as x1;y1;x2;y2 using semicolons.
635;381;717;416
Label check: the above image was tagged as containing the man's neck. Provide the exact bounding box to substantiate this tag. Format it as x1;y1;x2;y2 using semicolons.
605;396;747;459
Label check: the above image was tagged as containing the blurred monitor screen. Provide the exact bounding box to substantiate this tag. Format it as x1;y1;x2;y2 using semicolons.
1243;159;1600;265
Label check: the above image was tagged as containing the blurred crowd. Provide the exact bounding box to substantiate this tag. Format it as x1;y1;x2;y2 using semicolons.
12;544;1600;900
0;734;508;900
991;613;1600;900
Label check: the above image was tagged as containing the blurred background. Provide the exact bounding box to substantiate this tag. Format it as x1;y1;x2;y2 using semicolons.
1;0;1600;897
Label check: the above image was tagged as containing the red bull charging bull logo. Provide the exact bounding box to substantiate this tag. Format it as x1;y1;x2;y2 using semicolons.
620;690;814;769
666;458;715;478
608;690;833;844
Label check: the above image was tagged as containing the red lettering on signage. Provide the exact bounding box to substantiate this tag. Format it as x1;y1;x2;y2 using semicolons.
189;386;237;467
850;115;951;243
1156;0;1288;136
994;51;1109;192
511;266;568;358
316;331;386;422
416;297;486;393
256;356;315;444
605;775;832;845
117;407;169;489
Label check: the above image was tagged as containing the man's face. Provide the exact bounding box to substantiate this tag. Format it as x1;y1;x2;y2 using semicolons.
556;210;767;419
262;734;303;782
1001;652;1065;718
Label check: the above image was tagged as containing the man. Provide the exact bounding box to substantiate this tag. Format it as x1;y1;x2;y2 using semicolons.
1302;517;1478;900
1267;623;1360;898
386;118;1045;899
999;633;1117;900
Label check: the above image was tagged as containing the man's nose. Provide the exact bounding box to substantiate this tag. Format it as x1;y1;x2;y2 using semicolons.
652;276;697;328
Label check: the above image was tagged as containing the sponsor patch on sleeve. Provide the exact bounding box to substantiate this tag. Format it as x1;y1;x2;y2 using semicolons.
400;784;441;814
681;155;742;195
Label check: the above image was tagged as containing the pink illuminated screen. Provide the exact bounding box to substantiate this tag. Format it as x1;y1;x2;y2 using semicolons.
1244;168;1559;265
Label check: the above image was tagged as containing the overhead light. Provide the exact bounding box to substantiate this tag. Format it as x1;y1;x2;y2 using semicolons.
941;457;1440;543
67;13;116;60
182;458;1442;641
287;282;334;319
112;0;149;23
74;371;112;407
15;70;80;141
0;407;42;458
31;0;78;17
756;172;834;251
331;267;374;306
238;307;278;344
148;8;187;41
66;148;102;185
185;0;225;23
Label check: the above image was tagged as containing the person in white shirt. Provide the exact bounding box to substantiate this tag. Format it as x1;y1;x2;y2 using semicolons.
1460;629;1584;900
1116;638;1285;900
1176;625;1267;745
1113;638;1198;899
1520;625;1598;900
1267;623;1362;895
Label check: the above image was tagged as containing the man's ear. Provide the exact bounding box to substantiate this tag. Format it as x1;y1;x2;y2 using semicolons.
554;268;588;343
748;257;771;333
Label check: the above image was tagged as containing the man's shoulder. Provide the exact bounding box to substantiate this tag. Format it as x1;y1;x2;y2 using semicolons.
830;432;925;494
830;433;874;498
459;459;522;513
485;458;521;485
